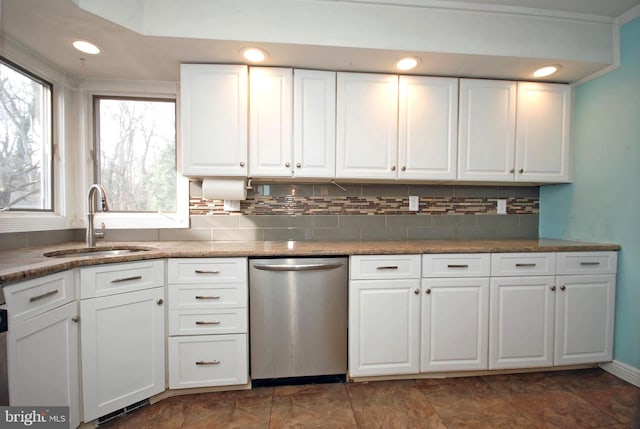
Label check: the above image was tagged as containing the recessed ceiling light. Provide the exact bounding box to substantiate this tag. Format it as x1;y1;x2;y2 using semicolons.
242;47;268;63
396;57;420;71
72;40;101;55
533;65;561;78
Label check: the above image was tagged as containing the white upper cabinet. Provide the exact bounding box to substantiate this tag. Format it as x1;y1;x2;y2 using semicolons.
293;69;336;178
180;64;248;176
458;78;571;183
458;79;517;181
516;82;571;182
398;76;458;180
336;72;399;180
249;67;293;177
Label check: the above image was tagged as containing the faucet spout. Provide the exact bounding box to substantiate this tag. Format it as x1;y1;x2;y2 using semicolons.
86;184;110;248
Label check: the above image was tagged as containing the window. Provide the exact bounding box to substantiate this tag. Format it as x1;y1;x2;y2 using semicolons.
0;58;53;211
94;96;177;213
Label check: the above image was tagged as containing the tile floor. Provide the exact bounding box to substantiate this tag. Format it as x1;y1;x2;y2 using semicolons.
101;368;640;428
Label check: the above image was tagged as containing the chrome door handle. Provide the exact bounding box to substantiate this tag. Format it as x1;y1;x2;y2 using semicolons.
447;264;469;268
195;360;220;365
195;321;220;325
29;289;59;302
376;266;398;270
111;275;142;283
195;269;220;274
195;295;221;300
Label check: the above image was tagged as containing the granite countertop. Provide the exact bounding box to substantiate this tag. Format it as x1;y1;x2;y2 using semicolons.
0;239;620;286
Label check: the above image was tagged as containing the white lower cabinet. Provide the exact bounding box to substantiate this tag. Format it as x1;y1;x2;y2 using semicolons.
167;258;248;389
421;254;490;372
5;271;80;429
489;276;556;369
421;277;489;372
349;279;421;377
348;255;421;377
554;274;616;365
168;334;247;388
80;261;165;422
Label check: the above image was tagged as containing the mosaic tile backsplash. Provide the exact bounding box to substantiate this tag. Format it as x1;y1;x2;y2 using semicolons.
190;183;539;216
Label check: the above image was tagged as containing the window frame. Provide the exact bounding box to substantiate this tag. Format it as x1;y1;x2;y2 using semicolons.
0;56;54;213
86;80;188;230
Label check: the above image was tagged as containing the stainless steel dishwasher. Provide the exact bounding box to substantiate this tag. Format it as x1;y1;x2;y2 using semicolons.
249;257;348;385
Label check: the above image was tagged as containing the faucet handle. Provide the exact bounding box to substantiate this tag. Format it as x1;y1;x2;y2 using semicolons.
95;222;106;240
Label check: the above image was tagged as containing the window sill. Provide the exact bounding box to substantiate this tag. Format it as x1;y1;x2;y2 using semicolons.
93;212;189;229
0;211;68;233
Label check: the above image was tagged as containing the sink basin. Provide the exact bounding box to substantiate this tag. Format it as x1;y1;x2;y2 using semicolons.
44;246;154;258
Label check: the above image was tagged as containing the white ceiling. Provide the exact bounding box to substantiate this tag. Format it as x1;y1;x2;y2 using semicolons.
1;0;639;83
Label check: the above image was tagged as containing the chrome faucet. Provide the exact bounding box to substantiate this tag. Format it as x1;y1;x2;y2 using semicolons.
86;184;110;248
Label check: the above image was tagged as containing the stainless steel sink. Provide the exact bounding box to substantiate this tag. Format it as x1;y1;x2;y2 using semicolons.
44;246;154;258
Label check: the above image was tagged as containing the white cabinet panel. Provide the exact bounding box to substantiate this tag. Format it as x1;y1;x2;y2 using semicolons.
554;275;616;365
556;251;617;275
249;67;293;177
398;76;458;180
516;82;571;182
336;72;398;179
349;279;420;377
81;287;165;421
80;260;164;299
421;278;489;372
8;301;80;429
422;253;490;278
458;79;517;181
491;253;556;277
489;276;556;369
293;69;336;178
168;334;248;389
180;64;248;176
350;254;421;280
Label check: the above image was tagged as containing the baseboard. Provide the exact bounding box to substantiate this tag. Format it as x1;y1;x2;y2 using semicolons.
599;360;640;388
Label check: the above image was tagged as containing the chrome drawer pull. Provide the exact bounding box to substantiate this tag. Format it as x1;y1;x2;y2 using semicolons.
195;360;220;365
195;269;221;274
447;264;469;268
195;295;220;300
515;263;537;267
195;321;221;325
111;275;142;283
376;266;398;270
580;262;600;266
29;289;59;302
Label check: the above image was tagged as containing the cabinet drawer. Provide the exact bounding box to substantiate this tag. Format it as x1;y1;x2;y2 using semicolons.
491;253;556;276
168;284;247;309
169;308;247;336
422;254;490;278
5;271;75;325
350;255;421;280
556;252;617;275
80;260;164;299
168;258;247;284
168;334;248;389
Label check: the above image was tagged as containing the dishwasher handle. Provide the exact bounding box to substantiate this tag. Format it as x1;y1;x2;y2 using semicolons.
253;263;344;272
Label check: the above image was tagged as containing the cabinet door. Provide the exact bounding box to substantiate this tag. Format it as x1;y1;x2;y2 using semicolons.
349;279;420;377
421;278;489;372
293;69;336;178
458;79;517;181
516;82;571;182
81;287;165;422
554;275;616;366
249;67;293;177
489;276;556;369
8;301;80;429
398;76;458;180
336;72;398;180
180;64;248;176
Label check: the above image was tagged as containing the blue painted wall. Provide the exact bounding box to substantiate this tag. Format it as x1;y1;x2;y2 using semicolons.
540;16;640;370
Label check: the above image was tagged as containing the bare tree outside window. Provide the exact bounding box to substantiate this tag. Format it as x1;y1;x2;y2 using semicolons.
0;59;53;211
95;97;176;212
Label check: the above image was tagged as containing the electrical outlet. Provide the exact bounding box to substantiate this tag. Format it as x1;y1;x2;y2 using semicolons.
497;199;507;215
409;195;419;211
